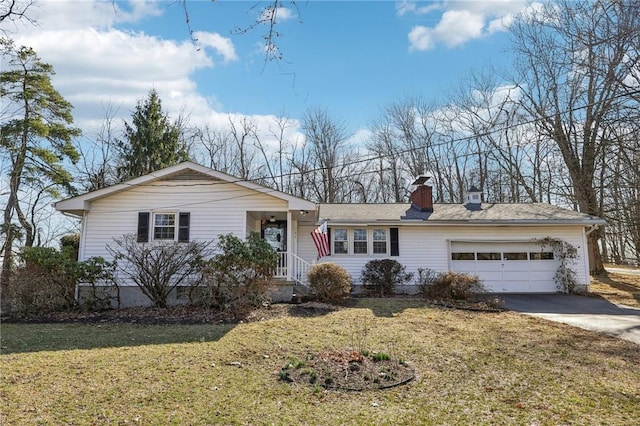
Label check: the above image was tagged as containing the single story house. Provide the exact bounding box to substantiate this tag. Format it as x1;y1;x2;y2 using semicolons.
54;161;605;306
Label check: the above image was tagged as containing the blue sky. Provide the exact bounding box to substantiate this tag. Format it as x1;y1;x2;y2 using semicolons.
8;0;530;144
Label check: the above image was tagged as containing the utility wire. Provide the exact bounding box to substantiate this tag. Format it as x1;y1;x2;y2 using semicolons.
110;87;640;191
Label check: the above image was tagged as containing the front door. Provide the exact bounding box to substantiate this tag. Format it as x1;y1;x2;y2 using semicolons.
262;221;286;252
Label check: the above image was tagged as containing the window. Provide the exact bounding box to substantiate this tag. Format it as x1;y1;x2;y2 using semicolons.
154;213;176;240
353;229;367;254
452;252;475;261
372;229;387;254
333;229;348;254
138;211;190;242
330;227;398;256
504;252;528;261
530;252;554;260
477;252;501;261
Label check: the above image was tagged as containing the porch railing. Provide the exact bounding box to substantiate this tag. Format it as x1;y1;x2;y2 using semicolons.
275;252;312;287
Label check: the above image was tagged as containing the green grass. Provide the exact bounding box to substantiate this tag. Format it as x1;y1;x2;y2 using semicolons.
1;298;639;425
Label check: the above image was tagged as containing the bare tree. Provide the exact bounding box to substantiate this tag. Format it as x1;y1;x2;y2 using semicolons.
75;103;121;192
107;235;209;308
0;0;35;28
509;0;640;273
300;108;353;203
228;115;259;180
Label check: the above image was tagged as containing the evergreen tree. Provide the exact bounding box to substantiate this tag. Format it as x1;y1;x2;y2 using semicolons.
116;89;189;181
1;38;80;283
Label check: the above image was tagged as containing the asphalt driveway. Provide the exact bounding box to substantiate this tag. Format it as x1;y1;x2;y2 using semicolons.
501;294;640;345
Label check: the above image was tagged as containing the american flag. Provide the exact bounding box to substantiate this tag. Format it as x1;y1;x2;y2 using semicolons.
311;221;330;259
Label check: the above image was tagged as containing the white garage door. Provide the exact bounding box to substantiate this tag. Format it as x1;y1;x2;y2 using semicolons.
450;242;559;293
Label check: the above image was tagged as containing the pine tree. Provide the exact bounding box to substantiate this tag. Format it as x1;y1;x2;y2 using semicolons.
1;38;80;283
116;89;189;181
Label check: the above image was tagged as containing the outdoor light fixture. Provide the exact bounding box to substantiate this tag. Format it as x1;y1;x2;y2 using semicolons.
270;216;276;222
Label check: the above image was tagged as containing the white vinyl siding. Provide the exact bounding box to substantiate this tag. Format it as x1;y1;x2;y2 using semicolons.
80;180;289;263
301;225;589;290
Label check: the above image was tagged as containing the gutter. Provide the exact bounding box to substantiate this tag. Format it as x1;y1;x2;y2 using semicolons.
319;219;607;227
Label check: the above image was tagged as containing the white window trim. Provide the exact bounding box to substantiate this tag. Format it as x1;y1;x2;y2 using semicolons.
331;227;390;256
353;228;368;255
152;211;179;242
372;228;389;255
333;228;349;255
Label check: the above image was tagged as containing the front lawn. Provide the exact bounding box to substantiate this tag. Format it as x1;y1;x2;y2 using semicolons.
591;268;640;308
1;298;638;425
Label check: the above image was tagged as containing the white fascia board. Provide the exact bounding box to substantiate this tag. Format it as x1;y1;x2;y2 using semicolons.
322;219;605;227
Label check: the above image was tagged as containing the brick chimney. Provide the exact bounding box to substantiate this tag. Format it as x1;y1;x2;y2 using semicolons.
410;176;433;212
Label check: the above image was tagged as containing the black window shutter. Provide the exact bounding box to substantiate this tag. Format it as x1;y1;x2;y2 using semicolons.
178;212;190;242
326;227;331;256
390;227;399;256
137;212;150;242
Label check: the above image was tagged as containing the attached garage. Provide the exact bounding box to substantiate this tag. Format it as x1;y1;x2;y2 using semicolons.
450;241;559;293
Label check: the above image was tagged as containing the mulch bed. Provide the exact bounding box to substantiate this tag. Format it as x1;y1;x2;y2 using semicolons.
280;349;416;391
0;302;343;325
1;298;503;325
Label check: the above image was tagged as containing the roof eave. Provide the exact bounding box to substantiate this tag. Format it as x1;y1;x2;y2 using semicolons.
54;161;317;213
321;219;606;226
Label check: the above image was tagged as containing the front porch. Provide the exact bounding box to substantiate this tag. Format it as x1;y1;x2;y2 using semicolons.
245;209;316;287
274;251;313;286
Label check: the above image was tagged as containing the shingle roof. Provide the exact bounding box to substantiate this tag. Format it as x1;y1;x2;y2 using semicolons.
318;203;604;225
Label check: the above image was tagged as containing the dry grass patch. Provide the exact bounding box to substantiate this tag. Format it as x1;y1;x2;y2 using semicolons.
591;268;640;308
1;298;639;425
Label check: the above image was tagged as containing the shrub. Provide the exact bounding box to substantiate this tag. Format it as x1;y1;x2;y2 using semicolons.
60;233;80;261
307;263;352;304
421;271;486;301
196;233;278;316
415;268;441;294
76;256;118;311
107;235;209;308
360;259;413;297
6;246;114;315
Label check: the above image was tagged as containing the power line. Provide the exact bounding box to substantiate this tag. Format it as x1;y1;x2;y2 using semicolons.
112;87;640;191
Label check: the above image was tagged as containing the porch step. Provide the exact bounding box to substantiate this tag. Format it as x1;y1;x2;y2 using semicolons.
270;279;312;303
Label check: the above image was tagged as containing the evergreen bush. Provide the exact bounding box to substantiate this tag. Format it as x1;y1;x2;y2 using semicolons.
360;259;412;297
307;263;352;304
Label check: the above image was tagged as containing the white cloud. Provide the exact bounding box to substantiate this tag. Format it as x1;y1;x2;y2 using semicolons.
259;6;296;23
193;31;238;63
6;0;270;147
11;0;162;32
409;9;484;51
347;128;373;148
406;0;530;51
396;1;443;17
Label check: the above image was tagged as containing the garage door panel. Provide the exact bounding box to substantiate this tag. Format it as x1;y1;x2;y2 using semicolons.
450;241;558;293
450;261;476;274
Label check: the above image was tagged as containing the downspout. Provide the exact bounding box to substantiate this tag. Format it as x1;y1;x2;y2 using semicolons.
585;224;599;236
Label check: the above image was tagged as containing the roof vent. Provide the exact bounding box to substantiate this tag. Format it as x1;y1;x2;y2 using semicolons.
464;185;482;210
